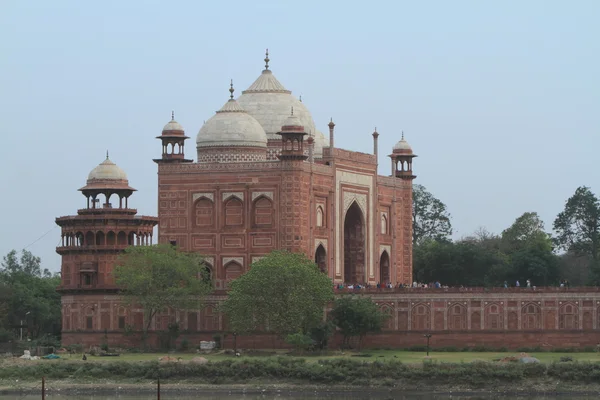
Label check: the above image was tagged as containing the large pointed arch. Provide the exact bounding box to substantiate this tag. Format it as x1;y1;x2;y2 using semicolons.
343;201;366;283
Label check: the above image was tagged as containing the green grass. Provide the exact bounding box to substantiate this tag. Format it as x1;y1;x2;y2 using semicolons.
42;349;600;364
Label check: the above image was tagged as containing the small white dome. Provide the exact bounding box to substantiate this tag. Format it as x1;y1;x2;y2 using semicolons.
196;98;267;148
87;157;128;181
163;119;184;133
393;133;413;153
282;112;303;129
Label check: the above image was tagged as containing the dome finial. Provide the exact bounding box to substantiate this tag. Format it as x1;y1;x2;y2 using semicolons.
106;150;109;160
171;110;174;121
291;106;294;116
299;95;302;102
264;48;270;70
229;79;234;99
402;130;405;140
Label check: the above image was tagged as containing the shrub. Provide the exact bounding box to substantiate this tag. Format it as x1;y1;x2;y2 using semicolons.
560;356;574;362
285;333;315;352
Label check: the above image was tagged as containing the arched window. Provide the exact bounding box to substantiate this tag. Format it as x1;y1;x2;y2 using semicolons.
95;231;105;246
200;264;213;284
106;231;116;246
381;213;388;235
225;197;243;226
253;197;273;226
195;198;214;227
522;303;540;330
224;261;243;283
560;303;578;330
117;231;127;245
315;245;327;273
85;231;94;246
85;308;94;331
316;206;324;227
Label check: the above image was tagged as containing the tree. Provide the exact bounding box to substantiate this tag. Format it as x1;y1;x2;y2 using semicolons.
222;250;334;338
113;244;212;340
502;212;549;250
553;187;600;283
0;250;61;339
329;296;388;350
554;187;600;259
412;184;452;245
502;212;559;286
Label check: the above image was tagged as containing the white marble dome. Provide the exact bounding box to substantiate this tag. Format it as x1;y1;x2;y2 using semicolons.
313;130;328;158
87;157;128;181
237;62;322;156
162;119;184;133
393;134;413;153
196;98;267;148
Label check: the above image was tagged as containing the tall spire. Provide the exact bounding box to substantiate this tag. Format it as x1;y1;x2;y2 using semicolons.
264;48;270;70
229;79;234;99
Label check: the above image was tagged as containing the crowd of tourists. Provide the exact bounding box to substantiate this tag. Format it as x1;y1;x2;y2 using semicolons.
334;278;573;291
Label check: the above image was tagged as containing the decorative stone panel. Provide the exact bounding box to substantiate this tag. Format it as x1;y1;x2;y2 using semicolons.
380;245;391;256
251;191;274;202
192;192;214;202
222;257;243;266
222;192;244;202
203;256;215;267
315;238;328;249
197;147;267;163
343;192;367;215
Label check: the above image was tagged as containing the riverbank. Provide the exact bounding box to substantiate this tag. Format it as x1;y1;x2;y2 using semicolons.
3;381;600;398
2;357;600;394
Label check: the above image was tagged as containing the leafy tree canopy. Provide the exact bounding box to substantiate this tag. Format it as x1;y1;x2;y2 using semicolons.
502;212;550;250
222;250;334;337
329;296;388;349
114;244;212;334
412;184;452;245
0;250;60;339
553;186;600;260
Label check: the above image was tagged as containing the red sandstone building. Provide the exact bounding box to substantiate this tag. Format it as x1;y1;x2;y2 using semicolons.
57;53;600;349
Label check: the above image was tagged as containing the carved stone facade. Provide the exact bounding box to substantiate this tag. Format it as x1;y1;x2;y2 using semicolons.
156;144;413;290
60;288;600;349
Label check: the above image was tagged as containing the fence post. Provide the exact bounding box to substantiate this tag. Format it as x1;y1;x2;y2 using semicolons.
157;376;160;400
42;376;45;400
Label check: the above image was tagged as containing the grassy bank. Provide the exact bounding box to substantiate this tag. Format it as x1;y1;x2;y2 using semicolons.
2;357;600;389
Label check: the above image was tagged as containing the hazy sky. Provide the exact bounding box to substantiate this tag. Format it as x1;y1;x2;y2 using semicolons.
1;0;598;272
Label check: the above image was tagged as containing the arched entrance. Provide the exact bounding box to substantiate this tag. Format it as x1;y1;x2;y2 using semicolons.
344;202;365;283
380;251;390;284
315;244;327;274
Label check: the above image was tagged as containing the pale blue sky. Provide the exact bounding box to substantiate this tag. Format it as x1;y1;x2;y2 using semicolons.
1;0;598;272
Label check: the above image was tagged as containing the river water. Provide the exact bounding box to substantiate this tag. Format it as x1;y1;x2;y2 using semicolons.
6;394;600;400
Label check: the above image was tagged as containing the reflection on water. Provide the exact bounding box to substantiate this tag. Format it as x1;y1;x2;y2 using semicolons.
5;394;600;400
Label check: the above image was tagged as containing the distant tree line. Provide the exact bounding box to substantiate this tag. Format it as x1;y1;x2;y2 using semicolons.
413;184;600;286
0;250;61;344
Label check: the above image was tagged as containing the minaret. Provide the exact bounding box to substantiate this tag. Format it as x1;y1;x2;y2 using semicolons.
277;107;308;161
372;127;379;161
154;111;193;163
389;132;417;180
55;155;158;335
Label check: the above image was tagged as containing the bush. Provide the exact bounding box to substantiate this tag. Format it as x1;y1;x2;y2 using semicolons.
560;356;574;362
0;328;13;343
285;333;315;352
180;338;189;351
